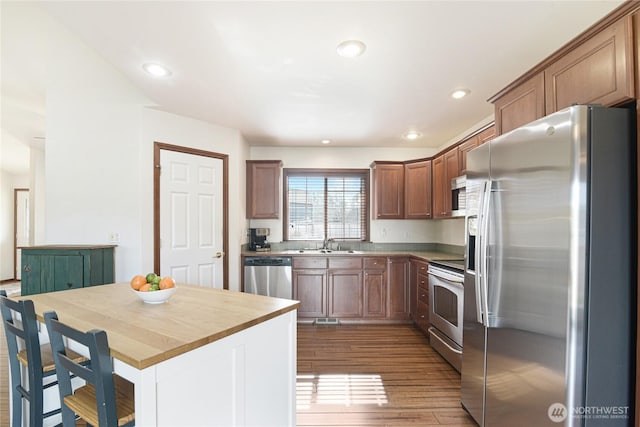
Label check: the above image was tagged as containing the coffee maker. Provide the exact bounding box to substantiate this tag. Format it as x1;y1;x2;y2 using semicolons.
249;228;270;251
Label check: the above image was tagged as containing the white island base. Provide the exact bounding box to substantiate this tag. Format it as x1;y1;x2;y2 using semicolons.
115;310;297;426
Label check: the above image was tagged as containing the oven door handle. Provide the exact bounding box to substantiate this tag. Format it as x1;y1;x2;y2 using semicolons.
427;273;464;292
427;269;464;284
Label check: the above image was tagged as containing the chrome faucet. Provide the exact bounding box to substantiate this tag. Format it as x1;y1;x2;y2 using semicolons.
322;237;334;250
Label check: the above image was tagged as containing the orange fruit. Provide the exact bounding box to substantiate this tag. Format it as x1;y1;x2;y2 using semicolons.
159;276;175;290
130;275;147;290
138;283;151;292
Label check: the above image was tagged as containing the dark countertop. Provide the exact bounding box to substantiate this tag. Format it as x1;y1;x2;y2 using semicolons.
241;249;463;263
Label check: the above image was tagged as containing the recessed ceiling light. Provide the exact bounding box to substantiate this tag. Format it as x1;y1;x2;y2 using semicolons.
321;139;331;144
451;89;470;99
403;131;422;141
143;63;172;77
336;40;366;58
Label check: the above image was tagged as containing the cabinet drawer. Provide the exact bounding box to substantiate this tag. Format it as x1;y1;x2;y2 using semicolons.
328;257;362;269
293;257;327;269
417;285;429;306
415;300;430;333
413;260;428;275
363;257;386;270
417;272;429;290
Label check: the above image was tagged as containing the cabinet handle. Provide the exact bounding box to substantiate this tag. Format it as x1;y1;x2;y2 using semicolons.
420;315;425;319
420;280;425;285
23;265;31;272
421;294;426;298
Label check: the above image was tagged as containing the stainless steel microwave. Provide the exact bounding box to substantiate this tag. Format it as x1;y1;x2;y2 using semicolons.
451;175;466;217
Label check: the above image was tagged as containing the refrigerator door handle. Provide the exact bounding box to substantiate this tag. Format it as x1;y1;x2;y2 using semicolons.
478;180;492;327
474;187;485;324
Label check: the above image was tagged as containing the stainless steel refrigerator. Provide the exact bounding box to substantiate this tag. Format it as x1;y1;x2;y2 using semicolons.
461;105;634;426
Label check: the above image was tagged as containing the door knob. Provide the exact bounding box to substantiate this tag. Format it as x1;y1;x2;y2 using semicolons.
214;252;225;259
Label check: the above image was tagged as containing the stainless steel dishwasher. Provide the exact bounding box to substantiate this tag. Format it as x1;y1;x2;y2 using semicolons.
243;256;292;299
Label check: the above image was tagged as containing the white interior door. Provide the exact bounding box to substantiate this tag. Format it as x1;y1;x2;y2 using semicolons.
15;189;30;280
160;150;224;288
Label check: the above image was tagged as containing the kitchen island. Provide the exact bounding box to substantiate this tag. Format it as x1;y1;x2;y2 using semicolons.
17;283;300;426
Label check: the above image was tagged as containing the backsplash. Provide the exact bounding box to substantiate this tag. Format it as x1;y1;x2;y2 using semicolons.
243;241;464;256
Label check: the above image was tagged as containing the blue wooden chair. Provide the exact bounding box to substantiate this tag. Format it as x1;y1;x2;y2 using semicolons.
0;290;85;427
44;310;135;427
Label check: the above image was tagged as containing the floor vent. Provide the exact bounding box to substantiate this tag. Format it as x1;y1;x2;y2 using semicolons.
314;318;340;326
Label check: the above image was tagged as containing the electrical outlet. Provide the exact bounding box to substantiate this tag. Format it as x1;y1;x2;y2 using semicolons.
108;232;120;243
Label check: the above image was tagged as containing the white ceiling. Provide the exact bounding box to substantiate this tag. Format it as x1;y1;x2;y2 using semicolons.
1;1;625;173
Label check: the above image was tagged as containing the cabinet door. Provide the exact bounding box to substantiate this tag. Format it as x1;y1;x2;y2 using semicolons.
364;270;386;318
494;72;545;135
372;163;404;219
54;255;84;291
410;259;429;321
21;254;42;296
458;136;479;175
478;125;496;146
545;16;634;113
404;160;432;219
443;149;460;216
246;160;282;219
328;270;363;318
387;258;410;320
432;155;446;219
293;269;327;318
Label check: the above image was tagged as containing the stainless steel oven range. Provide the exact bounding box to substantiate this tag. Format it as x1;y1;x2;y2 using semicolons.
428;260;464;372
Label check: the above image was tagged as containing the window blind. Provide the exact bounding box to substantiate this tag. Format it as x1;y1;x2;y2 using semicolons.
284;170;368;241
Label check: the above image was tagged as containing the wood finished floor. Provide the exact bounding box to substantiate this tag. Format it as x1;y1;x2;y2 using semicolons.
297;324;476;426
1;303;475;427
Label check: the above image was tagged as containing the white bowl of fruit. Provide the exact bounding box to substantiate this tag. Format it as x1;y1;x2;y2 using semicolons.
130;273;176;304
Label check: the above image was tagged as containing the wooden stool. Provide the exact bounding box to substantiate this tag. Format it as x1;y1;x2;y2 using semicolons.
0;290;86;427
44;310;135;427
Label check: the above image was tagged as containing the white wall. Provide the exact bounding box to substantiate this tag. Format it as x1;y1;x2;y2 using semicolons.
7;3;250;290
29;146;46;245
249;145;464;245
139;109;249;291
0;170;29;280
44;34;150;284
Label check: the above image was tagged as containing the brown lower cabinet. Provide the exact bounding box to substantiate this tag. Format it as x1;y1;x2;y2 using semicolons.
410;258;430;334
328;269;363;318
364;257;387;318
292;269;327;318
293;256;409;322
387;257;411;321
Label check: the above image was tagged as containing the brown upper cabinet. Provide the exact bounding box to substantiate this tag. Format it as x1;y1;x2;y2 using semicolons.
371;162;405;219
493;73;545;135
478;125;496;146
458;135;479;175
404;160;432;219
492;14;634;136
431;155;446;219
371;124;494;221
246;160;282;219
545;16;634;113
443;149;460;215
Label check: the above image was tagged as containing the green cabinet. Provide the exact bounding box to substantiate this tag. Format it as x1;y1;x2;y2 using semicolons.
21;245;115;296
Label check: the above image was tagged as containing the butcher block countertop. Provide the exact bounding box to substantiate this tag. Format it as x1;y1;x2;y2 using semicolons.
17;283;300;369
